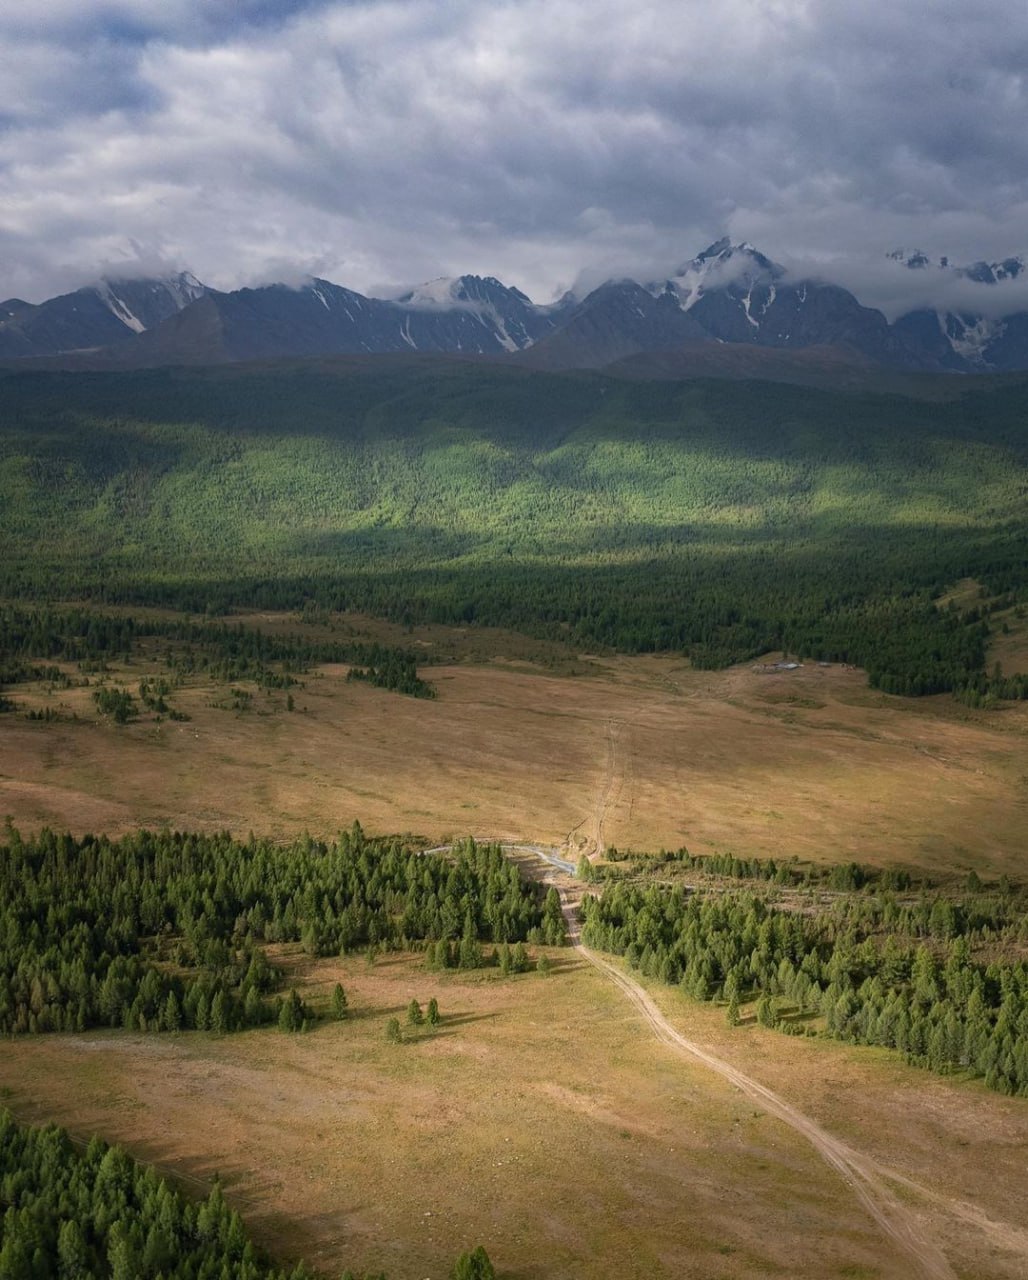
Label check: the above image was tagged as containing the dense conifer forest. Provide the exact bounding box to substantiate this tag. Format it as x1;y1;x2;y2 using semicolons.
582;866;1028;1095
0;1111;324;1279
2;363;1028;694
0;826;559;1036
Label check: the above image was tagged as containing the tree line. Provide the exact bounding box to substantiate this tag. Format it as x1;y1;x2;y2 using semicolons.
0;606;436;703
0;825;554;1037
0;1110;492;1279
581;877;1028;1095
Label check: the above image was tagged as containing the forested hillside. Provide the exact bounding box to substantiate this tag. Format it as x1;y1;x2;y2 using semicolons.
2;361;1027;693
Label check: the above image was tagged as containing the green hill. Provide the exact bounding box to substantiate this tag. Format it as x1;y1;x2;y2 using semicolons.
2;359;1027;693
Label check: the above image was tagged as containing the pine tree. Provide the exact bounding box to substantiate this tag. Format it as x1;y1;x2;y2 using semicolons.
210;990;228;1034
459;912;482;970
278;990;304;1033
331;983;348;1020
161;990;182;1032
756;994;777;1029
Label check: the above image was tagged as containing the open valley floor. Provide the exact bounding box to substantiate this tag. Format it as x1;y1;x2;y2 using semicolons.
2;614;1028;1277
2;619;1027;879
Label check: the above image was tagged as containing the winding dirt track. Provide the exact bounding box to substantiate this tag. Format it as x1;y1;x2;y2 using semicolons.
556;887;959;1280
433;841;1027;1276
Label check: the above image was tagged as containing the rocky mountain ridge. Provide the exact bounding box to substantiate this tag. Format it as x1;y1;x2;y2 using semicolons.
5;243;1028;373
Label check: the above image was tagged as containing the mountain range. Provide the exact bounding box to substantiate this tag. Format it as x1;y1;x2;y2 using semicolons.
4;240;1028;375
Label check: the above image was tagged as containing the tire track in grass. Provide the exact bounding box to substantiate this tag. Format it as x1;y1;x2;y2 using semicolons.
556;885;958;1280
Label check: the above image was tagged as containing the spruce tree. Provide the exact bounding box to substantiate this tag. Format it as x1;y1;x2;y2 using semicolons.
331;983;348;1020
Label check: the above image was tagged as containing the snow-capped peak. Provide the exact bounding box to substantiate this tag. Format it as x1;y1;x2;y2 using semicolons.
887;248;1025;284
386;274;542;352
163;270;206;306
399;276;465;308
396;274;533;312
649;240;783;312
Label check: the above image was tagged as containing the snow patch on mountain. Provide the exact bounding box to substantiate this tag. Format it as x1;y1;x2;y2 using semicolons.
946;313;1005;364
97;282;146;333
648;239;784;313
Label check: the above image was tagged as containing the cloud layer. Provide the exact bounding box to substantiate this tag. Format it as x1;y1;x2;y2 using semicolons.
3;1;1028;310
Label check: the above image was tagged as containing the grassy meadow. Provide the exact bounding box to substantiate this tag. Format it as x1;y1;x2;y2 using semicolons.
3;936;1027;1280
2;627;1027;878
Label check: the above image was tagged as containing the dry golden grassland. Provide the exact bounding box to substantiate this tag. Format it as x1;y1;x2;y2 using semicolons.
4;612;1028;1277
2;941;1027;1280
2;613;1027;879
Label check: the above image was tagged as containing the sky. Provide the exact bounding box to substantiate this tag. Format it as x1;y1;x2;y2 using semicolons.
3;0;1028;315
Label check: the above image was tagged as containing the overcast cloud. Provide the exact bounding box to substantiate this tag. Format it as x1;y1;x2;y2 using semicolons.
2;0;1028;313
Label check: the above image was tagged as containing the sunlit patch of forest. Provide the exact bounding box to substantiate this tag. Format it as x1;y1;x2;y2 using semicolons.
2;362;1027;695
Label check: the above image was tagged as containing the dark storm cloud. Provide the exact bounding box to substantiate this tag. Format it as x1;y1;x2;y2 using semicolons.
2;0;1027;311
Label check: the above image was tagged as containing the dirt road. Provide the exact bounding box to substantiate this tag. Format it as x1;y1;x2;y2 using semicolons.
428;841;1026;1277
556;884;960;1280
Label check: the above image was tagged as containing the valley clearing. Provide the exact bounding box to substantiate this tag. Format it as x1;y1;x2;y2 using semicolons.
2;623;1028;1277
3;629;1027;879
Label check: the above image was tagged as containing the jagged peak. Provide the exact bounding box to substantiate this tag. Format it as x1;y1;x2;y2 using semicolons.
395;273;534;310
888;249;1025;284
688;239;781;274
887;248;933;270
963;256;1024;284
652;240;783;312
695;236;733;262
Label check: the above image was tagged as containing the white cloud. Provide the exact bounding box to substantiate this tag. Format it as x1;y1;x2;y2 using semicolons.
2;0;1028;308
